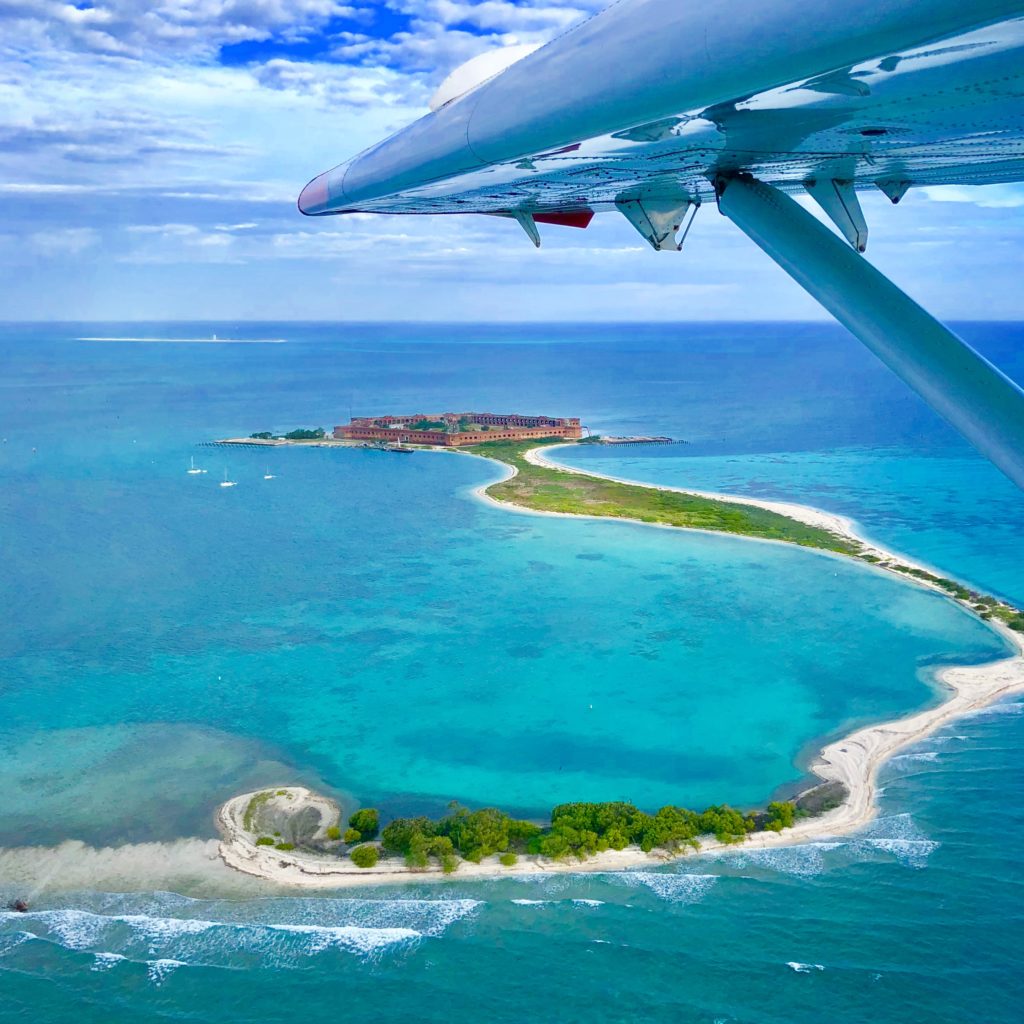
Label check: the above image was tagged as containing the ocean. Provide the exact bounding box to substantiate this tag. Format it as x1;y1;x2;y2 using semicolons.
1;322;1022;1022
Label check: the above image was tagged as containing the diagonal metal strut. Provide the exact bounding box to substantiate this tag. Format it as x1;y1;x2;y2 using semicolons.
718;175;1024;491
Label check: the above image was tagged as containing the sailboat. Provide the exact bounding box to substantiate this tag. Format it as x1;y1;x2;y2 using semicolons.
220;468;237;488
187;456;205;475
263;467;276;480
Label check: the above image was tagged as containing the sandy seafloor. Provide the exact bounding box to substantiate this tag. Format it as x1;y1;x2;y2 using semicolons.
1;321;1023;1023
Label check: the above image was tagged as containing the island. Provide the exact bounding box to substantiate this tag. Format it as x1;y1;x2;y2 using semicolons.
218;784;842;888
211;425;1024;888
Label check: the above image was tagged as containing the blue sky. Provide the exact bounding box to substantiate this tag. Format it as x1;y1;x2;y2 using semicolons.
2;0;1023;321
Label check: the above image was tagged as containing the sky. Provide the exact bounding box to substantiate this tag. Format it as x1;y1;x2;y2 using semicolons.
2;0;1023;322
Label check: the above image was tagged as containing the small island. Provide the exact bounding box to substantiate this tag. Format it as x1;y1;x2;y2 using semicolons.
218;785;845;887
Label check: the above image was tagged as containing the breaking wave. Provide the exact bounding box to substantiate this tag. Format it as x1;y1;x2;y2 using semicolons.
612;872;718;904
787;961;825;973
853;814;940;868
0;896;482;972
890;751;940;764
708;842;845;877
963;701;1023;719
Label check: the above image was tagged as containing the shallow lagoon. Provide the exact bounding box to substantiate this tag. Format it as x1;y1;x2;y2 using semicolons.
0;410;1008;845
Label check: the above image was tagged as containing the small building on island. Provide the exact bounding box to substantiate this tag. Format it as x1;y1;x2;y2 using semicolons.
334;411;582;447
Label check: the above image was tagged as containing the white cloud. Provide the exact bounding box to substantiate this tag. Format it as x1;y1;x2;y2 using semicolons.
0;0;368;57
26;226;99;256
333;0;604;78
922;184;1024;209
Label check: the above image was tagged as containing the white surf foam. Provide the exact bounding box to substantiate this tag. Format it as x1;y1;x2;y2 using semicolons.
147;958;186;984
787;961;825;973
714;842;845;878
615;872;718;904
963;701;1023;718
0;931;35;956
3;898;482;965
855;814;940;868
90;952;125;972
890;750;940;764
266;923;421;956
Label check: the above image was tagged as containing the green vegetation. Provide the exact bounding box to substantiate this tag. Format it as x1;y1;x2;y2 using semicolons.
466;441;861;556
243;790;274;832
381;805;541;871
534;801;755;857
876;562;1024;632
763;801;797;832
325;825;341;841
372;798;798;870
255;837;275;846
284;427;326;440
343;828;361;844
465;440;1024;631
350;845;379;868
348;808;380;839
275;842;295;851
250;431;275;439
407;419;448;431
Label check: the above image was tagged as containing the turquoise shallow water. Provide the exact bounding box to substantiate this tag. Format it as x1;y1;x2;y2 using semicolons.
1;323;1022;1022
554;444;1024;606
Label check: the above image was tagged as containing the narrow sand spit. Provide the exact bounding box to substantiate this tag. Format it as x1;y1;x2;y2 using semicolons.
214;445;1024;887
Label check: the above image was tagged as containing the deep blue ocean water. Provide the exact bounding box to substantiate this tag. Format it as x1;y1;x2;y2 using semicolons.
1;322;1022;1022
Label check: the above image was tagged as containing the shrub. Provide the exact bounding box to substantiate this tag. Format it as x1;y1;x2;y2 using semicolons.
275;842;295;851
499;852;517;867
762;801;796;833
697;804;755;843
344;828;361;844
381;816;435;855
350;845;379;868
325;825;341;841
255;837;275;846
349;808;380;840
405;833;430;869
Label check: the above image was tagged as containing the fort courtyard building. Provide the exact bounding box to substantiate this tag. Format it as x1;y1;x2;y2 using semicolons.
334;412;583;447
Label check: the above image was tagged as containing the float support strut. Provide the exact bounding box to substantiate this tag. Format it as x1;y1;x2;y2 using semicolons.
719;175;1024;491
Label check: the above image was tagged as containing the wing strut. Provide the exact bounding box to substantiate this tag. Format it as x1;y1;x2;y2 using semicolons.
717;175;1024;490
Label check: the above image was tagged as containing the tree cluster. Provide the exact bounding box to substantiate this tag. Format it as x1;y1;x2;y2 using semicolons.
380;804;540;871
359;796;797;872
538;801;758;857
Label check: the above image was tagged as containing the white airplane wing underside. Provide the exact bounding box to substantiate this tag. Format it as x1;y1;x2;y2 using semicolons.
301;10;1024;220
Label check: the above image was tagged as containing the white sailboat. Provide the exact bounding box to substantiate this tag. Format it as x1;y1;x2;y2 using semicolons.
220;468;237;488
263;467;276;480
187;456;206;475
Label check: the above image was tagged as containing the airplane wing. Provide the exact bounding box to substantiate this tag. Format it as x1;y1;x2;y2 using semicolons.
298;0;1024;491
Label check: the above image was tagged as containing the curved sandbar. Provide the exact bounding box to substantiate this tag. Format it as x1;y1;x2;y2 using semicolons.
215;443;1024;887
